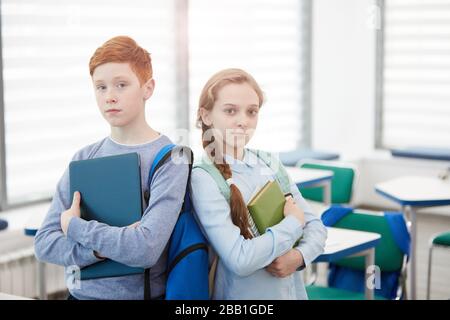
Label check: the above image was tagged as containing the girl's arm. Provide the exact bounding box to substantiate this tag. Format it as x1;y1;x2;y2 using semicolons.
289;179;328;268
190;168;304;277
265;171;328;277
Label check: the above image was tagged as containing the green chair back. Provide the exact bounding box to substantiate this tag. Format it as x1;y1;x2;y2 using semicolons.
332;211;404;272
298;163;355;204
432;231;450;246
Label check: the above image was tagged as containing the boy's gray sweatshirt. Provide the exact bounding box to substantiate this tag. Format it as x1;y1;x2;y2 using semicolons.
34;135;189;300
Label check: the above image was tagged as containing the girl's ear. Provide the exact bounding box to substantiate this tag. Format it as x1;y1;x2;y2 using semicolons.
199;107;213;126
143;78;155;100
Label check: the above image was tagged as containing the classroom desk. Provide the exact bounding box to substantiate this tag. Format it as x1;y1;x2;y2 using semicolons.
0;292;33;300
314;227;381;300
375;176;450;300
24;211;47;300
285;167;334;205
279;149;340;166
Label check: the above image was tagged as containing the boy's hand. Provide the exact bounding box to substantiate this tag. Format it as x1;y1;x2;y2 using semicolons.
61;191;81;236
283;196;305;227
127;221;140;229
94;251;106;260
266;249;305;278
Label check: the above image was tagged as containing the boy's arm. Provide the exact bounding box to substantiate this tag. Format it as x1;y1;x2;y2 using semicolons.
65;156;189;269
34;167;104;268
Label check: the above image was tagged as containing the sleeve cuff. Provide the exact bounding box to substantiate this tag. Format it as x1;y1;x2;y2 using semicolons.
67;216;89;247
293;247;307;270
80;247;104;267
294;245;313;268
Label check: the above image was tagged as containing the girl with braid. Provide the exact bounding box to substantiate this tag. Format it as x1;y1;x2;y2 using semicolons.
190;68;327;299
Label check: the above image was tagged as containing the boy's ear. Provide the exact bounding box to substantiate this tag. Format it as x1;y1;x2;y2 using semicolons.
199;108;213;126
143;78;155;100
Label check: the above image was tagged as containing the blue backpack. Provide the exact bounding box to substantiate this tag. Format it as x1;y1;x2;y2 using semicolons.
144;144;209;300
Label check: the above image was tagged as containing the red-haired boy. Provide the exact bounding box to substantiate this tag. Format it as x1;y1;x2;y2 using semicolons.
35;36;189;300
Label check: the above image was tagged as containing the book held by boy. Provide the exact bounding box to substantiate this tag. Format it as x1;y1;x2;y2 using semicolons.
69;152;144;280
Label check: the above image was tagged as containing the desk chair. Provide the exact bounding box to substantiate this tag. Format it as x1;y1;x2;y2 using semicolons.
297;160;356;204
307;211;408;300
296;160;357;218
297;160;357;283
426;230;450;299
0;219;8;231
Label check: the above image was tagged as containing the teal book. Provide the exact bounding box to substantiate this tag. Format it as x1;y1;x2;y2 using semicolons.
69;152;144;280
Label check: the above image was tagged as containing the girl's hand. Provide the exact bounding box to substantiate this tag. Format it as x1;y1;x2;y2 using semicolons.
61;191;81;236
283;196;305;227
266;249;305;278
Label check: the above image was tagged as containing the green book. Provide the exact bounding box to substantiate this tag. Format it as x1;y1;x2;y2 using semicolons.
247;180;300;246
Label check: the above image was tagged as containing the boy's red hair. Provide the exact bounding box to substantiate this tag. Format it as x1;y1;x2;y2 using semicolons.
89;36;152;85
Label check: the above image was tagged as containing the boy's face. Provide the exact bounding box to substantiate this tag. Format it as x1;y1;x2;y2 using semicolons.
200;82;260;152
92;62;154;128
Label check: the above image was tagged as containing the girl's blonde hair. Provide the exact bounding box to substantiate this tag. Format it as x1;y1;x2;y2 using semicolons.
197;68;264;239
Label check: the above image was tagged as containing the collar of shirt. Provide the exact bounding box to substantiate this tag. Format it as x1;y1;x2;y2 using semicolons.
223;149;259;173
199;149;261;173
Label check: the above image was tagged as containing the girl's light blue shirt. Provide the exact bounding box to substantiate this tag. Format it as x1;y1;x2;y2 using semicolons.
190;150;327;300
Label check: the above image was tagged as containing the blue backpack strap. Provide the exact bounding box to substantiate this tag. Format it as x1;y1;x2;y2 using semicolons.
145;143;196;300
147;144;193;210
148;144;176;187
145;143;175;300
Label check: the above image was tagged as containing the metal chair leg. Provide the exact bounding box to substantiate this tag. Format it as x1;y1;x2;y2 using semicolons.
305;263;318;286
426;245;433;300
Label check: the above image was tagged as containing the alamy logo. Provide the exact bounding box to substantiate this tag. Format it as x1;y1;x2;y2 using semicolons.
66;265;81;290
366;264;381;290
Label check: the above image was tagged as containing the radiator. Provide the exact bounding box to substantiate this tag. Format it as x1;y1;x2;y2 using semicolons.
0;230;66;299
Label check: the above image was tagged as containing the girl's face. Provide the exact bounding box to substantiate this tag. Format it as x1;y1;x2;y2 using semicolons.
201;82;260;153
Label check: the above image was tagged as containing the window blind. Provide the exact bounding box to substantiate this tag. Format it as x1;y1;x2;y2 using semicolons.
381;0;450;148
188;0;311;156
1;0;177;205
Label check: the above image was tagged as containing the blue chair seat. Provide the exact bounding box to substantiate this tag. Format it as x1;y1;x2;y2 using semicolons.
0;218;8;231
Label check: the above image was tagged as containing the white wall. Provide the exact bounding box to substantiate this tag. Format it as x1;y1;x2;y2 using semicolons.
311;0;377;160
310;0;450;217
